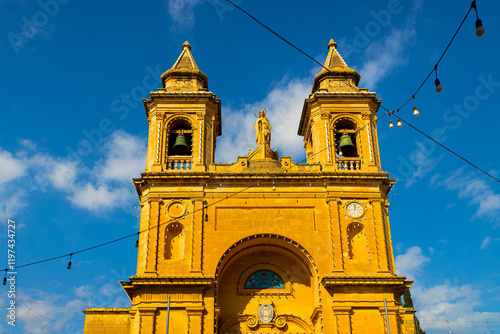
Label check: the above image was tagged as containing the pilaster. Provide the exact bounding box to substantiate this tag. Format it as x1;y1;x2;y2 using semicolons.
328;198;344;272
145;198;162;274
187;306;205;333
138;308;156;334
372;199;391;273
332;307;352;334
191;198;204;273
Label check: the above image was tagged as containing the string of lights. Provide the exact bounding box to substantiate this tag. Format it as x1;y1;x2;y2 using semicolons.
1;4;495;329
224;0;485;119
1;1;493;282
223;0;497;184
2;146;331;279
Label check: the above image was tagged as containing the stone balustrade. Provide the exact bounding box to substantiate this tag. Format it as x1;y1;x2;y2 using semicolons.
166;157;192;170
336;157;361;171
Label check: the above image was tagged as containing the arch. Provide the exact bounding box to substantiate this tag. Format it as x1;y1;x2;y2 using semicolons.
333;117;359;157
214;234;322;333
164;222;185;260
165;116;193;156
347;222;368;259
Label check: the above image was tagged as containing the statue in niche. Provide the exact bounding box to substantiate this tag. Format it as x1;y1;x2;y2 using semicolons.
255;109;271;147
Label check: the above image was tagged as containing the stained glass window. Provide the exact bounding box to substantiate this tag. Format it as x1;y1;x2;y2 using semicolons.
244;270;284;289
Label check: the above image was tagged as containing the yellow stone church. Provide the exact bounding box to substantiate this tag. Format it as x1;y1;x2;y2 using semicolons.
83;40;417;334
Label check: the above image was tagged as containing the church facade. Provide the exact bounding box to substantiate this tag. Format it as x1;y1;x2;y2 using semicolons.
83;40;417;334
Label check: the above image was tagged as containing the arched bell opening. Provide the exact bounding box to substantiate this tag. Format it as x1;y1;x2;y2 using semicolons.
166;117;193;157
214;235;318;334
333;118;358;158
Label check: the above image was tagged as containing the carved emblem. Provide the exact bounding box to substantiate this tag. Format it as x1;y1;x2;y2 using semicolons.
258;303;274;323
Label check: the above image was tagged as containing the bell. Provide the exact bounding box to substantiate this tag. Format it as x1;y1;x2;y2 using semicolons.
171;134;190;156
338;134;356;157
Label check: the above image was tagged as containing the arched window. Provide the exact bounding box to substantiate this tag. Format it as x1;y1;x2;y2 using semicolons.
164;223;185;259
334;118;358;157
347;222;368;259
244;270;284;289
167;118;192;156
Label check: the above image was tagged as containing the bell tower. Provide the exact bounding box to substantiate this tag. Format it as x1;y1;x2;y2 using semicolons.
143;41;221;173
83;40;417;334
298;39;382;172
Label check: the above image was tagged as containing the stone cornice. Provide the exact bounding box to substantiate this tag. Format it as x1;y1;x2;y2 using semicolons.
135;171;393;180
149;91;218;99
322;275;413;289
120;277;214;299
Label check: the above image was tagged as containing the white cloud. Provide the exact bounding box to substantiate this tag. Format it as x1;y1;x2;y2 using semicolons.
413;283;500;333
0;188;27;222
395;246;430;280
69;183;130;211
17;279;130;334
355;0;423;89
27;153;79;191
404;141;442;187
0;148;27;186
359;27;416;89
480;236;492;250
396;246;500;333
98;130;146;182
0;130;145;217
216;75;310;163
166;0;205;30
16;291;86;334
440;168;500;223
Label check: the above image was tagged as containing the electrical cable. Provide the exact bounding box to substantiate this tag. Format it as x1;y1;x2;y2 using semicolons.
223;0;481;118
2;0;492;283
2;145;334;274
223;0;497;185
399;116;500;183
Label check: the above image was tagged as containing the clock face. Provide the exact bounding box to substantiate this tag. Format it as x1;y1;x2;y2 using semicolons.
346;201;364;218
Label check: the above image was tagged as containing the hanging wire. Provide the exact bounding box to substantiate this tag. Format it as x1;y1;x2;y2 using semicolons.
19;300;85;325
0;0;493;279
223;0;479;118
399;116;500;183
1;146;331;274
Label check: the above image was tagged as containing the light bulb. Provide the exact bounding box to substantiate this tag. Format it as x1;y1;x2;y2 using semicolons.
413;106;419;117
205;212;209;222
67;261;72;270
397;119;402;128
435;79;443;93
389;120;394;129
135;239;139;248
475;19;485;37
272;181;276;191
2;276;6;285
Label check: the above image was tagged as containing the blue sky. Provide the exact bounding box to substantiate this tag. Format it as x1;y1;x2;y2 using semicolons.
1;0;499;333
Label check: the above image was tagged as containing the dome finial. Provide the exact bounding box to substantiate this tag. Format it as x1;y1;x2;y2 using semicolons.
328;39;337;50
182;41;191;50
